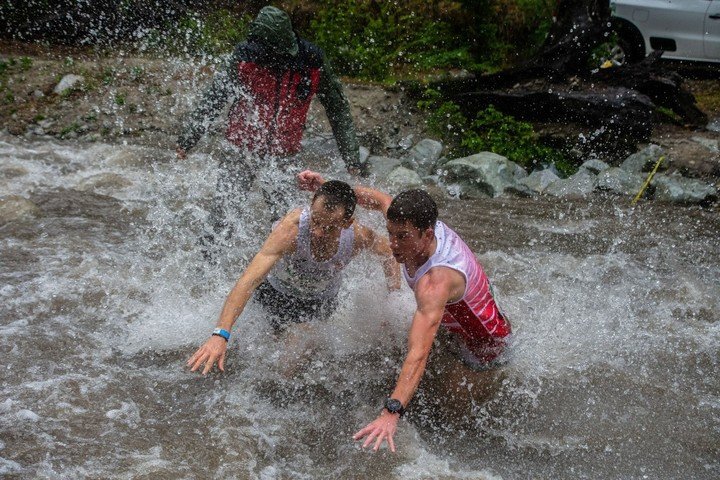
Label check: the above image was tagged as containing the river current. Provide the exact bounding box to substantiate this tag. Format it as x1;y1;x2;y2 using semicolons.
0;133;718;479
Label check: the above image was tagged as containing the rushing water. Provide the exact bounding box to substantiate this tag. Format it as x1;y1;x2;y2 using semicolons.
1;132;718;479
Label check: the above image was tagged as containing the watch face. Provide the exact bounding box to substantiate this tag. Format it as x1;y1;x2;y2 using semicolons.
385;398;403;413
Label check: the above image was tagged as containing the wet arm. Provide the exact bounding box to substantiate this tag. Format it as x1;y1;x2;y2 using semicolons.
388;276;448;406
187;213;297;374
297;170;392;215
352;273;448;451
353;185;393;217
215;217;297;332
360;226;401;291
177;59;242;152
316;58;362;173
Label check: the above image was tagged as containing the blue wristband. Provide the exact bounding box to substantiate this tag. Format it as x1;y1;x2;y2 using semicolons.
212;328;231;341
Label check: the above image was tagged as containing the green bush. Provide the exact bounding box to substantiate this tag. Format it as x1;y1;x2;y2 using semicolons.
420;90;569;172
462;105;565;171
143;9;251;57
309;0;485;81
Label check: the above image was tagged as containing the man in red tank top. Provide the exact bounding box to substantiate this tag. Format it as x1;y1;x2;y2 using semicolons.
298;170;512;453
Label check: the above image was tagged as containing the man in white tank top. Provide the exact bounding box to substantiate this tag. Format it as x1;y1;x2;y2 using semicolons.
298;170;512;453
187;180;400;375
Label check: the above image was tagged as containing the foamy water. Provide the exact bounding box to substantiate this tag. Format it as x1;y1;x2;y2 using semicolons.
1;134;718;479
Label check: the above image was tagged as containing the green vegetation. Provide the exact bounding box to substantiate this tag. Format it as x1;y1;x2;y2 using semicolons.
114;93;126;106
144;9;252;57
123;1;556;80
303;0;556;81
308;1;481;81
130;66;145;82
691;81;720;117
419;89;572;173
19;57;33;71
102;68;116;85
655;106;682;124
60;122;80;137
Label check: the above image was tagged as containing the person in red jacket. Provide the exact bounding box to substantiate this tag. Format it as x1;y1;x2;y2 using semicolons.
176;6;364;262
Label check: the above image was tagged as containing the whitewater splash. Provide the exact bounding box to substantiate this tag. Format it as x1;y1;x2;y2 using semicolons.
1;134;718;478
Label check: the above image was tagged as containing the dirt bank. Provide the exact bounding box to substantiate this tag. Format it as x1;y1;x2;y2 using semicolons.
1;42;718;179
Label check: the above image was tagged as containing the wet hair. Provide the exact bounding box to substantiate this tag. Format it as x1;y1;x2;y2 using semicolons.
387;189;438;231
313;180;356;220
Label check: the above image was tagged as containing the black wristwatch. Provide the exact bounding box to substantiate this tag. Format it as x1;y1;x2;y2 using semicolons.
384;398;405;416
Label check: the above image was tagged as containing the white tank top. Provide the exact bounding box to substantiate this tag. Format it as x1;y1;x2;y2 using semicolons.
403;221;511;355
268;208;355;300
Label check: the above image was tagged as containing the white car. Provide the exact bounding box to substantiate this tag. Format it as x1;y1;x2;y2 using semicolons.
610;0;720;63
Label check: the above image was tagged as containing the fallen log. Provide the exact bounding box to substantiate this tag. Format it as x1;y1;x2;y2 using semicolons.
589;52;707;126
419;1;706;161
452;87;655;160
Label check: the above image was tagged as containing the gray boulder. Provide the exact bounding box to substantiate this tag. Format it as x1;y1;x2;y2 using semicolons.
620;144;665;173
76;173;133;192
580;159;610;175
53;74;84;95
651;174;718;204
518;169;560;194
690;136;719;152
386;166;424;190
401;139;443;177
359;146;370;165
367;155;402;179
399;134;415;150
443;152;527;198
708;117;720;133
544;170;596;198
594;167;646;196
1;165;29;179
0;196;40;225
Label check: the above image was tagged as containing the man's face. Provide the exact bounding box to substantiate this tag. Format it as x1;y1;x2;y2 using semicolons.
309;196;352;241
386;220;432;264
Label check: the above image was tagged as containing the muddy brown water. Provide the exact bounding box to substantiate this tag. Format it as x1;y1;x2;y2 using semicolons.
1;133;718;479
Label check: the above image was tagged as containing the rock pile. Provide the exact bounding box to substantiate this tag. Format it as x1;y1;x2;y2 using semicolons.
363;140;717;205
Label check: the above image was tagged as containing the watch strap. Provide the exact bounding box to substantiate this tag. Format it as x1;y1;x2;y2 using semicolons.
212;328;231;341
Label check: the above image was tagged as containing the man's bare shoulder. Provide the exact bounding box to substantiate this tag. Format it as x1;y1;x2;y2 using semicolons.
416;266;465;303
265;208;302;250
274;208;302;230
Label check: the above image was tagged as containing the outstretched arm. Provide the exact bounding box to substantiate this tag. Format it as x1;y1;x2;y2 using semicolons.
352;268;455;452
297;170;393;216
186;211;299;374
354;224;401;291
315;58;364;175
176;55;242;156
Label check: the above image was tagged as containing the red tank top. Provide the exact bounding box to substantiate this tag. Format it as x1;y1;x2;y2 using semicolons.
403;221;511;362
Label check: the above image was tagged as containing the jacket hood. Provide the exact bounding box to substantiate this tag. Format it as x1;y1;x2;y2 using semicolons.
247;6;299;56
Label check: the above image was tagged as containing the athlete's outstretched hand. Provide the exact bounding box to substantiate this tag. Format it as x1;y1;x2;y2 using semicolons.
353;411;399;453
187;335;228;375
297;170;325;192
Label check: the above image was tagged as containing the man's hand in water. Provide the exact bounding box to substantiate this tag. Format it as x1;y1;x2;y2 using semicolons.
187;335;227;374
176;147;187;160
297;170;325;192
353;411;400;453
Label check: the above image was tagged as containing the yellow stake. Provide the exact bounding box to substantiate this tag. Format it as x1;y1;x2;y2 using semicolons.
631;155;665;205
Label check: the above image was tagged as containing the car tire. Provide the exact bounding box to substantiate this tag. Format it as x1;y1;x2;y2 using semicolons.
613;19;646;64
